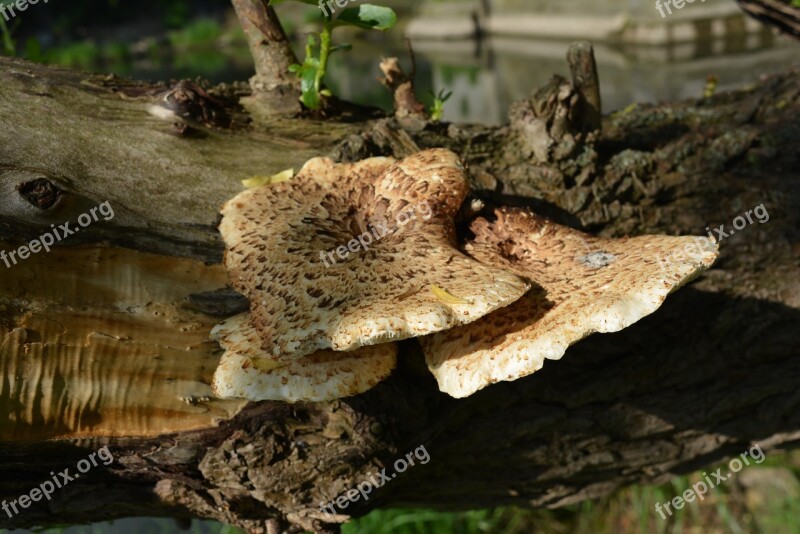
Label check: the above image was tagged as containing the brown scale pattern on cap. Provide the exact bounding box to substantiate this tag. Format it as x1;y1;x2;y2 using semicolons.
220;149;529;359
421;207;719;398
210;314;397;402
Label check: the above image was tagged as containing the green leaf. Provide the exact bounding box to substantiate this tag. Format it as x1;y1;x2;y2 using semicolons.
297;59;322;109
299;64;322;109
304;32;318;55
332;5;397;31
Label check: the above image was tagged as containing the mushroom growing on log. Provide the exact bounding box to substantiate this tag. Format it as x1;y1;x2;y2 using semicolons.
212;151;718;401
217;149;530;359
212;313;398;402
0;47;798;532
422;207;718;398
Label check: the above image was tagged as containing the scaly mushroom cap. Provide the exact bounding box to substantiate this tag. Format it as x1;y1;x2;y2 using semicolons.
219;149;529;359
421;208;719;398
211;314;398;402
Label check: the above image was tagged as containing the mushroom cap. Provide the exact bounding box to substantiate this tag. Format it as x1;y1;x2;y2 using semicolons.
211;314;398;402
219;149;529;359
421;208;719;398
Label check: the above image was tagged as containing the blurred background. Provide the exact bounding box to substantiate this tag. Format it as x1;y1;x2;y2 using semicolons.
1;0;798;124
1;0;799;532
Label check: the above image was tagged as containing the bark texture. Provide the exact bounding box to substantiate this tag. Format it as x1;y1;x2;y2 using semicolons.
0;55;798;534
230;0;302;115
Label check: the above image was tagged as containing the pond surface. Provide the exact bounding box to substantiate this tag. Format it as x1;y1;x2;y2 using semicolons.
323;32;800;125
113;28;799;127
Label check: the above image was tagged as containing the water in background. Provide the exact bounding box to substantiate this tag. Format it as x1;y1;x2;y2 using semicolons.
26;5;798;127
118;27;799;126
323;31;799;125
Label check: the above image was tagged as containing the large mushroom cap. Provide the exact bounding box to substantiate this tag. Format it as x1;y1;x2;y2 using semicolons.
219;149;529;359
422;208;719;398
211;314;397;402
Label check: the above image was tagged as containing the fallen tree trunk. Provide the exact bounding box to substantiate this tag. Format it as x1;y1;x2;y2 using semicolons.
0;54;798;533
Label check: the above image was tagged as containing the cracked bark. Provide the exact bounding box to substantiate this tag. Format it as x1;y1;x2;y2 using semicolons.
0;54;798;534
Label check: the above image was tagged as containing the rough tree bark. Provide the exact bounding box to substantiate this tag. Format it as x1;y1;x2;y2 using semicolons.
230;0;302;116
0;46;798;534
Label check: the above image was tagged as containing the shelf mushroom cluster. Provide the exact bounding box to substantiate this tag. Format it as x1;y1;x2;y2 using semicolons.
212;149;718;401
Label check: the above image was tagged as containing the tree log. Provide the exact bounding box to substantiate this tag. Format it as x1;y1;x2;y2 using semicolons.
0;55;799;533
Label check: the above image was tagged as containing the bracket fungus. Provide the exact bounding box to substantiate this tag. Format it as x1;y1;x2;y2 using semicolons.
218;149;529;360
421;208;719;398
213;149;718;402
211;314;397;402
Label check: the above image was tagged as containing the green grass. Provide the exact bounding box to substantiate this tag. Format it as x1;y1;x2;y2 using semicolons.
167;19;225;50
344;451;800;534
7;15;250;79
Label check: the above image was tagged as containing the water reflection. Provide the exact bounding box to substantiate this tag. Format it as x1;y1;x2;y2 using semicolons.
323;31;799;125
94;9;799;127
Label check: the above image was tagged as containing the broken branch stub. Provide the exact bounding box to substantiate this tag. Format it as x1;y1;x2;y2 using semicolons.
567;41;602;134
230;0;302;115
379;56;427;121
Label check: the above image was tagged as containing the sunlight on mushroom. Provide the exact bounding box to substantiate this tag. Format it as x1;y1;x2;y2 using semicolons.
421;207;719;398
217;149;529;361
211;313;397;402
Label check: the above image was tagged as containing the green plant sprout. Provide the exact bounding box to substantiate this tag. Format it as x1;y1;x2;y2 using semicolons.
270;0;397;110
0;0;17;56
0;19;13;56
428;89;453;122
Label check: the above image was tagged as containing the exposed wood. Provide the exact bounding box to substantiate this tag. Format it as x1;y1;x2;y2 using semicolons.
0;245;247;441
0;55;798;533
